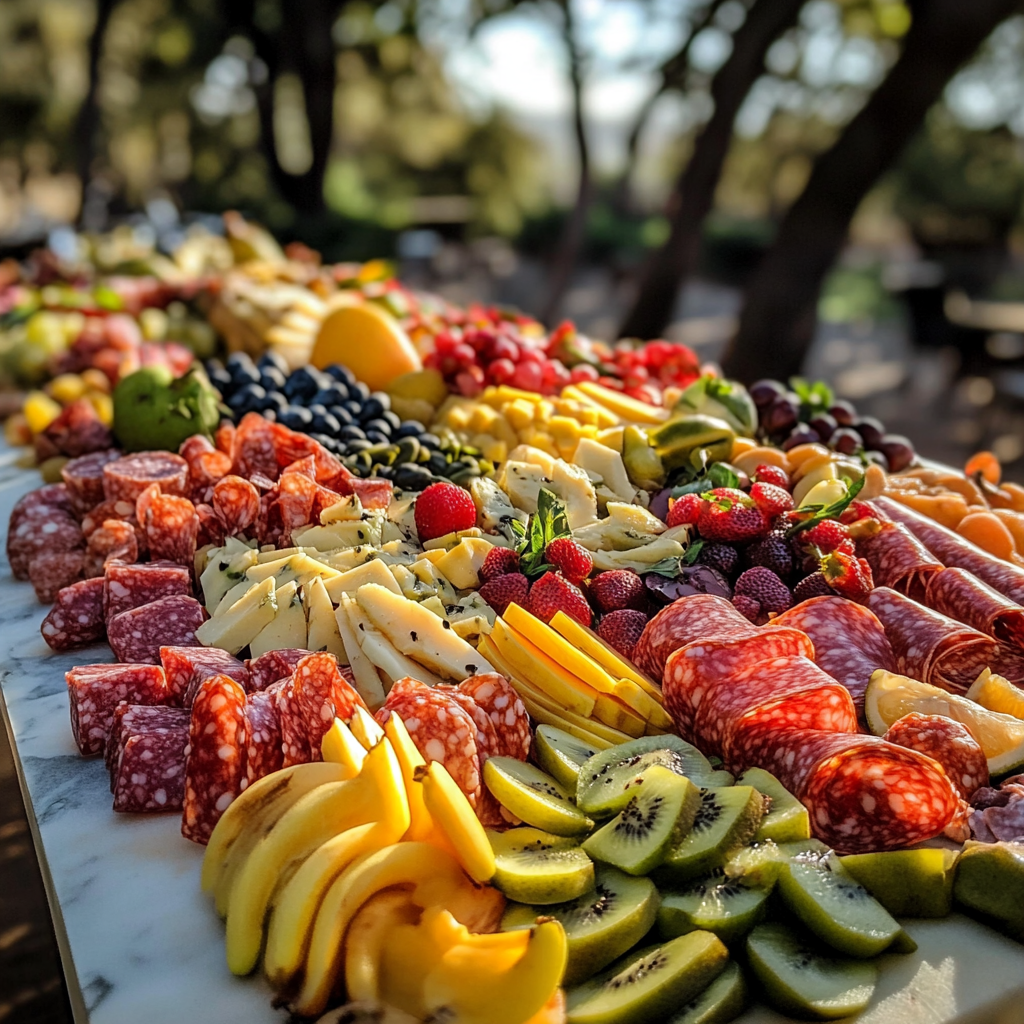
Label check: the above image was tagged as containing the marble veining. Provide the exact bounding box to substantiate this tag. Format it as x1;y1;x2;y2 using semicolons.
3;448;1024;1024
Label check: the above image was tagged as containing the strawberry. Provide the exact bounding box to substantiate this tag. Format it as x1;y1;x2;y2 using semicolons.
597;609;648;659
529;571;592;626
414;482;477;542
839;500;876;525
667;492;702;527
793;571;832;602
750;482;794;517
480;546;521;584
821;551;874;601
801;520;854;556
589;569;646;612
479;572;530;616
696;488;768;543
545;538;594;584
753;464;789;489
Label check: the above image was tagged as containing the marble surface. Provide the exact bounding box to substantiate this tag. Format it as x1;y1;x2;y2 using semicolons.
2;447;1024;1024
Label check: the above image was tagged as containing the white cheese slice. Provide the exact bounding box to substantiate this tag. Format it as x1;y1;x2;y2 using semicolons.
335;597;386;710
304;575;347;663
324;557;401;603
248;581;306;659
196;577;277;655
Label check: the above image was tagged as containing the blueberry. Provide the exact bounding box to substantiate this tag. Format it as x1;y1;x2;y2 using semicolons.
364;418;392;437
310;433;337;451
360;397;386;422
326;363;356;385
229;382;266;413
260;367;287;392
340;424;367;442
329;405;353;426
263;392;288;416
363;430;388;445
382;410;402;431
229;359;261;387
313;385;347;407
395;464;432;491
343;399;363;418
350;381;371;402
279;407;313;430
312;411;341;436
207;364;232;392
258;351;290;374
395;420;424;438
284;366;323;401
307;403;329;420
419;433;441;450
227;351;257;374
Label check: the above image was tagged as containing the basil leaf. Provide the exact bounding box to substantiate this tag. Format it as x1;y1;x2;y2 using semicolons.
786;475;866;537
707;463;739;489
682;540;704;565
645;556;683;578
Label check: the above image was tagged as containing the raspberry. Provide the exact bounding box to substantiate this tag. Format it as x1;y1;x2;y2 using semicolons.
528;572;592;626
802;520;853;555
732;594;762;624
597;609;648;659
793;571;833;603
667;493;702;527
480;547;521;584
750;482;794;517
697;488;769;544
744;535;793;579
545;538;594;584
696;542;739;578
589;570;646;612
753;464;789;489
414;482;477;542
821;552;874;601
734;566;792;615
479;572;530;616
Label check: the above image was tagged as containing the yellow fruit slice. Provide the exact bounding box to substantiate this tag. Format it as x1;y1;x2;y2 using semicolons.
311;302;421;391
382;712;434;842
865;669;1024;774
321;718;367;774
417;761;495;884
575;381;670;425
967;668;1024;720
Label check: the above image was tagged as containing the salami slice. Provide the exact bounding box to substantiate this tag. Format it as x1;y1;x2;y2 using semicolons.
41;577;106;651
247;649;310;692
9;484;76;532
139;490;200;568
182;675;249;844
376;678;484;811
112;709;190;813
215;420;236;455
103;452;189;504
292;652;363;755
244;691;284;785
81;498;145;555
867;586;1005;693
180;435;232;501
441;684;504;826
856;519;942;601
85;519;138;576
107;594;205;664
883;712;989;800
457;674;531;761
195;503;227;548
29;550;86;603
269;677;311;767
230;413;281;481
106;704;189;793
61;449;123;514
103;560;192;624
212;475;260;536
878;496;1024;605
8;505;84;582
773;597;897;717
65;663;169;755
159;645;250;707
925;567;1024;651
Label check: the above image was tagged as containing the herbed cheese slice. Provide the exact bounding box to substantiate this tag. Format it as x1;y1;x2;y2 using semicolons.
249;581;307;659
304;575;347;663
292;517;384;551
324;557;401;603
196;577;277;655
200;546;259;614
319;494;363;523
344;597;445;689
335;596;386;710
245;552;341;588
434;537;493;590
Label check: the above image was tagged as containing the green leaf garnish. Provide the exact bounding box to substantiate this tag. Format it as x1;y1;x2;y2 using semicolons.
518;487;572;579
682;540;705;565
645;556;683;578
785;475;866;538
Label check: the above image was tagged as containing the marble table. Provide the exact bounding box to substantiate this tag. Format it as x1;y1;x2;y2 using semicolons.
2;449;1024;1024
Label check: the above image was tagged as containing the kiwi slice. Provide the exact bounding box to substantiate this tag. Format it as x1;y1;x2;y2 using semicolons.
535;724;601;791
488;826;595;904
655;786;766;885
736;767;810;844
658;869;769;946
701;769;735;787
576;736;715;817
484;756;594;836
746;921;878;1020
954;840;1024;940
665;960;747;1024
502;864;661;986
565;931;730;1024
724;839;830;888
583;767;701;876
775;850;901;957
840;848;957;918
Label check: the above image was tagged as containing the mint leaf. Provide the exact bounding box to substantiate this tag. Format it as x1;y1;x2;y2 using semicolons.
645;556;683;578
785;475;866;537
518;488;571;579
682;540;704;565
707;463;739;489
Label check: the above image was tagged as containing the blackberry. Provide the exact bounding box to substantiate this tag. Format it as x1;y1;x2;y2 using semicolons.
744;535;793;580
697;542;739;578
734;566;792;615
793;571;833;603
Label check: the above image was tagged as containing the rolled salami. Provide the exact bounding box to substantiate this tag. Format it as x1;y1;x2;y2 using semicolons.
925;567;1024;650
856;518;942;600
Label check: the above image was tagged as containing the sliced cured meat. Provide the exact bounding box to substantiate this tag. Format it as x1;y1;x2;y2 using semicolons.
85;520;138;578
457;674;531;761
65;663;168;755
970;776;1024;842
867;586;1004;693
878;496;1024;605
159;645;250;707
377;678;484;811
41;577;106;651
244;692;284;786
182;675;249;844
8;505;83;582
106;704;189;795
269;677;311;767
230;413;281;481
212;475;260;536
440;684;504;825
180;435;232;500
214;420;235;455
105;702;131;787
292;652;363;755
882;712;989;799
925;567;1024;650
112;709;189;813
731;726;960;853
139;489;200;568
856;519;942;601
61;449;123;514
81;497;145;555
246;648;309;691
103;452;189;504
103;560;192;624
773;596;896;717
195;504;227;548
107;594;205;664
9;484;75;532
29;550;86;603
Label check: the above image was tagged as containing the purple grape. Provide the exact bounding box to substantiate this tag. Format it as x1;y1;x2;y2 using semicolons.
782;424;821;450
829;400;856;426
643;565;732;606
649;488;672;522
750;380;787;409
830;427;863;456
853;416;885;449
880;434;915;472
864;450;888;469
762;397;799;436
808;413;837;443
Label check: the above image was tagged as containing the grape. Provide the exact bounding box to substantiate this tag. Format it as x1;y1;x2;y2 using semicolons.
648;488;672;522
762;397;799;436
782;424;821;450
830;427;863;456
880;434;915;472
750;379;787;409
853;416;885;449
808;413;837;443
829;400;856;426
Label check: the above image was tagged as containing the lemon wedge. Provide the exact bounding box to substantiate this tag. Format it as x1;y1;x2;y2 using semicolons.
865;669;1024;774
311;301;421;391
966;668;1024;721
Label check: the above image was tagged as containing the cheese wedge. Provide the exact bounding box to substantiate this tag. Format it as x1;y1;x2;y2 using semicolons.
196;577;277;655
335;597;387;710
304;576;347;663
249;581;306;659
324;558;401;603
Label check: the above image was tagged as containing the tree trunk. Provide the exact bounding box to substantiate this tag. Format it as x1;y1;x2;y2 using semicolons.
539;0;592;325
617;0;805;340
723;0;1024;383
75;0;118;223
